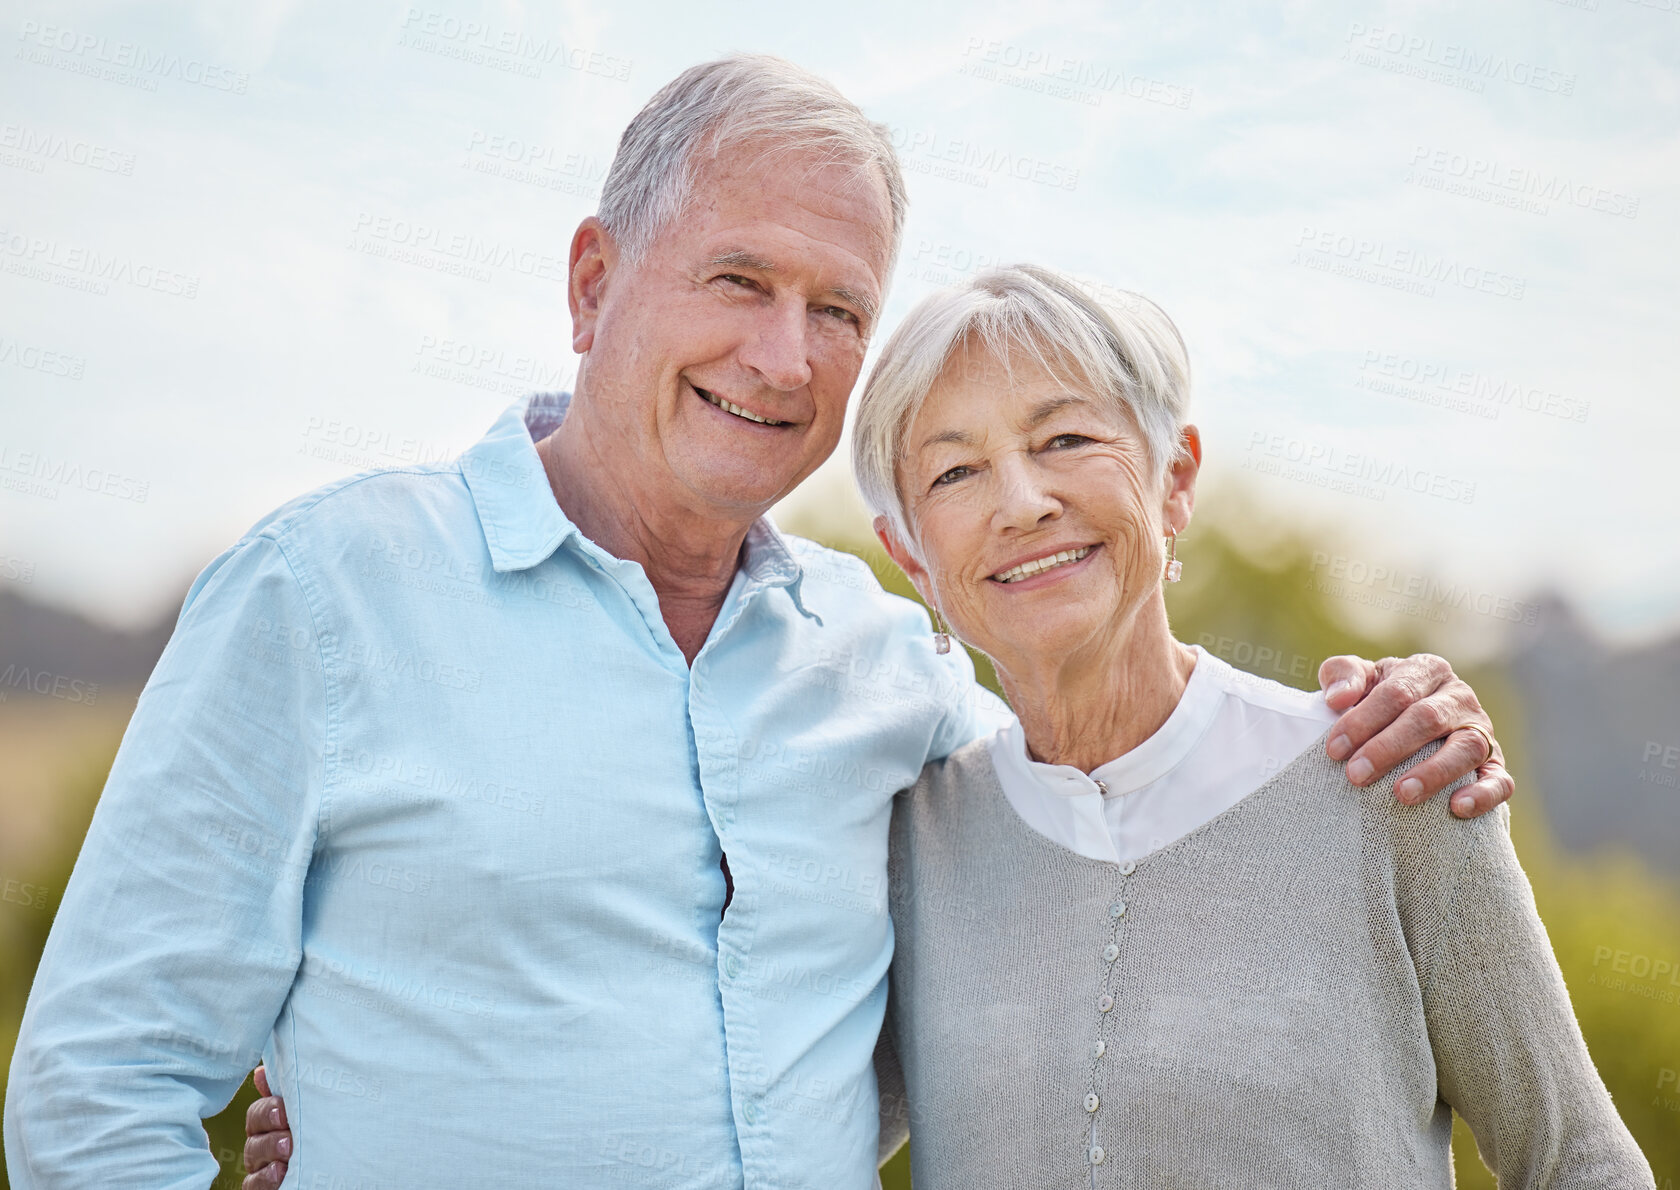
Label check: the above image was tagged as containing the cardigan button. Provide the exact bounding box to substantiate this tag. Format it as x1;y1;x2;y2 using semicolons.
1109;900;1127;919
1120;861;1136;876
1097;993;1114;1013
1090;1146;1106;1165
1103;943;1119;963
1092;1039;1106;1059
1084;1092;1100;1112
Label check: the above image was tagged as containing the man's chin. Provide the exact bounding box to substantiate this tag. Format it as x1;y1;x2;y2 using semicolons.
675;467;802;520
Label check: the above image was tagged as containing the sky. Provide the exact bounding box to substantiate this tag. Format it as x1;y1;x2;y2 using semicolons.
2;0;1676;643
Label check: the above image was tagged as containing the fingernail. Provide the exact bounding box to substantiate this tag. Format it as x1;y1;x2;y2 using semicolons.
1327;734;1351;760
278;1137;291;1158
1328;679;1355;701
269;1105;281;1127
1347;757;1373;785
1452;795;1473;816
1397;777;1421;803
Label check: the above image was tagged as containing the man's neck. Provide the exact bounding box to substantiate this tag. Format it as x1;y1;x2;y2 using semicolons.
534;401;757;665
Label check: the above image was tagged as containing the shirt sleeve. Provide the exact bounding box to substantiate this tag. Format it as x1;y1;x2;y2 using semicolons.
4;530;328;1188
1420;806;1655;1188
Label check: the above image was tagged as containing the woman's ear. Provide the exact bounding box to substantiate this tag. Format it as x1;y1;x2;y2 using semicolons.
1163;424;1201;534
873;515;937;608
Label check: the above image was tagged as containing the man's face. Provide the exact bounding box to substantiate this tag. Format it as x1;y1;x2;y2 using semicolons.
573;139;893;521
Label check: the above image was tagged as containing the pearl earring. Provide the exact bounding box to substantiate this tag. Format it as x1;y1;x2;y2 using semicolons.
931;607;952;654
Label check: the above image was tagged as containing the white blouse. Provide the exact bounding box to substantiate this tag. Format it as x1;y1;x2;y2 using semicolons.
987;645;1338;865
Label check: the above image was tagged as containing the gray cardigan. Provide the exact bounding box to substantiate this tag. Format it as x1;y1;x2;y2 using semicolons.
877;736;1652;1188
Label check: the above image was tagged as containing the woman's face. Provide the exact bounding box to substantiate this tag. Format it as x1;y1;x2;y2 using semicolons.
883;346;1197;676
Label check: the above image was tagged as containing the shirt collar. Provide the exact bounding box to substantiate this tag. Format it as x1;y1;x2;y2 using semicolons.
461;393;816;618
460;392;574;573
989;644;1226;799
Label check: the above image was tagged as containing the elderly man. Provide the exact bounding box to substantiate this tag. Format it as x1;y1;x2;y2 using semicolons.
5;55;1509;1190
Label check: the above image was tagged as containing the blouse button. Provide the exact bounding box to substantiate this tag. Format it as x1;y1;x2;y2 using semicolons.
1084;1092;1100;1112
1092;1039;1106;1059
1103;943;1120;963
1097;993;1115;1013
1090;1146;1107;1165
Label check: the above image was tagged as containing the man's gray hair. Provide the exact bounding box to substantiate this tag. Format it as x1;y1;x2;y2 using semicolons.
851;264;1193;547
598;54;907;272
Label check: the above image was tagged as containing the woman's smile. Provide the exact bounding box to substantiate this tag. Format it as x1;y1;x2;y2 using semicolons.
988;543;1099;588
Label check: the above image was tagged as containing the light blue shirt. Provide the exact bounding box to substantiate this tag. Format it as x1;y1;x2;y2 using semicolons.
5;394;1006;1189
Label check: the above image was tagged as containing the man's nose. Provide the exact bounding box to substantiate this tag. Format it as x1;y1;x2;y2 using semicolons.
739;300;814;392
991;457;1062;531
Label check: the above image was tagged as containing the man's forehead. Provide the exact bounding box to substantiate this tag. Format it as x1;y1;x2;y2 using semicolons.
689;145;892;254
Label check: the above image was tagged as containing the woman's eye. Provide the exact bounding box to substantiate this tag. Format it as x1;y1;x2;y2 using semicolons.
932;466;970;487
1047;433;1092;449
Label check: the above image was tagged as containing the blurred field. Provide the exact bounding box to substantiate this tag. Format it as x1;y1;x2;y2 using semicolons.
2;507;1676;1189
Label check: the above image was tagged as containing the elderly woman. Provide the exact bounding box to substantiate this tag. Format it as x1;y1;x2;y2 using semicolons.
855;265;1651;1187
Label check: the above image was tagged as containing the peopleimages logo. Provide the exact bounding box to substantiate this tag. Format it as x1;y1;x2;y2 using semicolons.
886;125;1080;192
1293;226;1527;301
397;9;630;81
1342;22;1576;94
1408;146;1639;219
15;20;249;93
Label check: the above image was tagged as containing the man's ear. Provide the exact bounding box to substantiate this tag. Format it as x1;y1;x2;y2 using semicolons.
873;515;937;608
568;217;616;355
1163;424;1201;533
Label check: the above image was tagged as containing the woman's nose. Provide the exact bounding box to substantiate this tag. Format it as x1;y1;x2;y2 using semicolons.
991;458;1061;531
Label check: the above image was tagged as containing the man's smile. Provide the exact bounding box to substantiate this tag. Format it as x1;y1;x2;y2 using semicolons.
691;381;790;427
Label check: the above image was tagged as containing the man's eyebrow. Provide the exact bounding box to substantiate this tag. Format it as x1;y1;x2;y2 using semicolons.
705;249;878;325
707;249;779;273
1025;395;1086;427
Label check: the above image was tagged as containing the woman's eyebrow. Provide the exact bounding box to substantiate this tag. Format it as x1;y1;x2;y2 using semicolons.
1024;395;1087;427
916;427;974;452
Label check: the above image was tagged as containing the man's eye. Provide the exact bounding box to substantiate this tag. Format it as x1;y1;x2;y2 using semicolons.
719;274;755;288
1047;433;1092;449
932;466;970;487
822;306;859;326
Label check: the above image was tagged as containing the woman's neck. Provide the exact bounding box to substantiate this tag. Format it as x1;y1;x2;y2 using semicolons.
996;599;1196;773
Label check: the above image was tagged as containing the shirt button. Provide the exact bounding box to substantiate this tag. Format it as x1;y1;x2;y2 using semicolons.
1092;1039;1106;1059
742;1101;758;1125
1084;1092;1100;1113
1109;900;1127;919
1120;861;1136;876
1090;1146;1106;1165
1098;993;1114;1013
725;954;741;979
1103;943;1120;963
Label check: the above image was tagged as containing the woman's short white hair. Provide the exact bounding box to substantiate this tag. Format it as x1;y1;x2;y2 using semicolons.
852;263;1192;546
598;53;908;272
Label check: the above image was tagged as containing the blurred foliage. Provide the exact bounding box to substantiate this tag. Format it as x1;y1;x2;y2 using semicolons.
3;512;1676;1189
